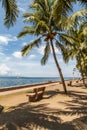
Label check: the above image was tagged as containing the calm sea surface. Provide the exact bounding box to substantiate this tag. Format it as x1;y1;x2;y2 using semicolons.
0;77;73;88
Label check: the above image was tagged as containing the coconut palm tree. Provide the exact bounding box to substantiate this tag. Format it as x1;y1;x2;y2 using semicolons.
1;0;87;28
59;16;87;86
1;0;19;28
18;0;73;94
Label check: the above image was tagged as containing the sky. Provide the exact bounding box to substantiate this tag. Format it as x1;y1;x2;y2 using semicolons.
0;0;84;77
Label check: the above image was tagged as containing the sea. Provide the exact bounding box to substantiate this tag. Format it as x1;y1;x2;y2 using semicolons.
0;77;74;88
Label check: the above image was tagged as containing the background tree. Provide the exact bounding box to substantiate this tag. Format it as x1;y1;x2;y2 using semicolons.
1;0;87;28
0;0;19;28
59;15;87;86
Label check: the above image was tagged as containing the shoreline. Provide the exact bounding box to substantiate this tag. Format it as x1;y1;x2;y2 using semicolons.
0;82;59;96
0;78;80;96
0;77;79;90
0;81;58;92
0;78;79;93
0;78;85;98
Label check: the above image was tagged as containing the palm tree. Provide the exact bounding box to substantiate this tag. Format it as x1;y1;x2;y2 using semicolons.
1;0;19;28
59;15;87;86
17;0;73;94
1;0;87;28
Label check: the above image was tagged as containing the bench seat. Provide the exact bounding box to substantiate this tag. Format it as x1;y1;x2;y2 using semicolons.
26;87;45;102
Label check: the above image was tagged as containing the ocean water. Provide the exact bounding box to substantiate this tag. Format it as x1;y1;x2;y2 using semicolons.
0;77;73;88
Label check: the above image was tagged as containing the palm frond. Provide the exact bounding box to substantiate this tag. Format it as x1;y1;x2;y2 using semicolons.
41;42;50;65
59;33;79;46
35;20;50;35
31;0;50;16
55;38;71;63
52;0;73;21
62;49;73;63
21;37;42;56
78;0;87;7
55;38;65;51
30;0;50;23
79;21;87;31
24;26;36;29
54;0;73;14
2;0;19;28
18;29;35;38
23;13;39;23
65;9;87;30
67;27;79;38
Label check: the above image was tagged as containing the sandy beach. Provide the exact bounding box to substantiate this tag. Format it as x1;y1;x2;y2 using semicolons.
0;80;87;130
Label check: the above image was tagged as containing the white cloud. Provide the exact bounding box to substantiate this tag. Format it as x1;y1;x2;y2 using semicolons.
22;42;27;46
0;35;17;45
0;53;11;63
0;52;4;56
5;57;11;61
12;51;22;59
36;45;45;55
36;44;61;56
18;7;26;12
28;54;36;59
54;46;61;55
0;64;10;75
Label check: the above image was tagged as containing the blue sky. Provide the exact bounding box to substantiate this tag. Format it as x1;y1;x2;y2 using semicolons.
0;0;84;77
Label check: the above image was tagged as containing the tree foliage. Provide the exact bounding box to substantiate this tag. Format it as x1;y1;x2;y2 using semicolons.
18;0;70;93
1;0;19;28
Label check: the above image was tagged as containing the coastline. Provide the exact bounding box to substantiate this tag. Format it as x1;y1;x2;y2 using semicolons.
0;78;79;95
0;79;87;130
0;76;78;89
0;81;58;93
0;77;79;93
0;81;59;96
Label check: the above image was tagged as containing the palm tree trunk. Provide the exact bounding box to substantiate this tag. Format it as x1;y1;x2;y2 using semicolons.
50;39;67;94
78;54;86;87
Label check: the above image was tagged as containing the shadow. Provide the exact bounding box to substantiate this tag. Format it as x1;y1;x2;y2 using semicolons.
0;88;87;130
72;116;87;130
43;89;59;99
0;105;4;114
0;102;76;130
57;90;87;116
71;82;87;87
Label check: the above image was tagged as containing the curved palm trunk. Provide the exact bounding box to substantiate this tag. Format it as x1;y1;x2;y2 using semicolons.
78;55;86;87
50;40;67;94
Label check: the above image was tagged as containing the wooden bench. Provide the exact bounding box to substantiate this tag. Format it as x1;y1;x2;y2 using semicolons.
67;81;72;86
26;87;45;102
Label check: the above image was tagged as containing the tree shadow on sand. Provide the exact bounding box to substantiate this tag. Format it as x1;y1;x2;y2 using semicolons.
44;89;59;99
0;89;87;130
0;103;76;130
57;89;87;130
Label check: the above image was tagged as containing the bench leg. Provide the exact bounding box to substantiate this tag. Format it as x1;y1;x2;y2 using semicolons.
36;92;44;101
28;94;37;102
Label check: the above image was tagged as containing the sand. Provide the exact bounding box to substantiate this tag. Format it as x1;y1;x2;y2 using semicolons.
0;80;87;130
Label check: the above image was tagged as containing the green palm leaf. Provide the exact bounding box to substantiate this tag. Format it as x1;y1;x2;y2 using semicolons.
35;20;50;35
23;13;39;23
65;9;87;30
41;42;50;65
2;0;19;28
52;0;73;24
55;38;65;52
59;33;79;45
78;0;87;6
18;28;35;38
21;38;42;56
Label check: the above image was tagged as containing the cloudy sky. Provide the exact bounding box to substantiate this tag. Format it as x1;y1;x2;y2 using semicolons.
0;0;83;77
